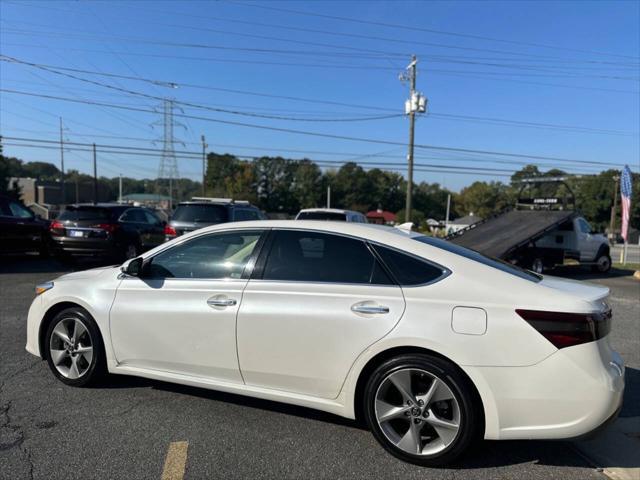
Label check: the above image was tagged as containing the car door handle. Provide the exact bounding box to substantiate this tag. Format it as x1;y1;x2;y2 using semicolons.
351;303;390;314
207;297;237;307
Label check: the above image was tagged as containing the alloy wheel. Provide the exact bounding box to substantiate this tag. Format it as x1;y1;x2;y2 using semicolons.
49;318;94;380
374;368;461;456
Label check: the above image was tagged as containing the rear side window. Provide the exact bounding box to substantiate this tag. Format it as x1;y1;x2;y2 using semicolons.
262;230;392;285
59;207;111;221
120;209;147;223
296;211;347;221
373;245;446;286
172;204;228;223
413;235;541;283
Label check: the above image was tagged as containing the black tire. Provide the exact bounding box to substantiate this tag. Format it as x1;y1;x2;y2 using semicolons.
363;354;480;467
44;307;106;387
591;253;612;273
530;257;544;274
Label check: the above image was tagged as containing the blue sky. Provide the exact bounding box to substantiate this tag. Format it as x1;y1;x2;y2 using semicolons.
0;0;638;191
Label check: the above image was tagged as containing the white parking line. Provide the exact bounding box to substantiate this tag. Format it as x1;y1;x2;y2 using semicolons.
161;441;189;480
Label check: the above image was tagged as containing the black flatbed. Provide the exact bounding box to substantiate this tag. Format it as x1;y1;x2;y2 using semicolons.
447;209;577;259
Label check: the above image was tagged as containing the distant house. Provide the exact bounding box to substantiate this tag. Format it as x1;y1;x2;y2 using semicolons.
447;214;483;234
366;209;397;225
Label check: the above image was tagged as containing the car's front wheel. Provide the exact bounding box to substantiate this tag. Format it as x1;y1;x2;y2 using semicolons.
45;307;106;387
363;354;480;466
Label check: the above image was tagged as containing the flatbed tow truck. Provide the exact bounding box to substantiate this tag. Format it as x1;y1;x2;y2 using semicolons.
447;178;612;273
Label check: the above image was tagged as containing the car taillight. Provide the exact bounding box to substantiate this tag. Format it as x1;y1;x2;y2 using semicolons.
93;223;119;233
516;309;612;349
49;220;65;236
164;225;177;236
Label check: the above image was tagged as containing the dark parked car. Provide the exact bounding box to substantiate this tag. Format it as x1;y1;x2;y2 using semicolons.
164;197;265;241
0;195;50;256
49;204;165;261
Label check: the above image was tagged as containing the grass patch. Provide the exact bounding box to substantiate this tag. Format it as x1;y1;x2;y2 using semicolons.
613;263;640;271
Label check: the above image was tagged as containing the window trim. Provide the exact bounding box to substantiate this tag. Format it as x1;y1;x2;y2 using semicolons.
368;241;452;288
131;228;269;281
250;228;400;287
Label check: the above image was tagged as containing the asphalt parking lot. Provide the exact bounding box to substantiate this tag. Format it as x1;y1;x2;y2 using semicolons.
1;256;638;480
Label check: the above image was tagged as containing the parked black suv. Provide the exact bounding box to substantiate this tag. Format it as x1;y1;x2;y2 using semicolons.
165;197;265;241
0;195;50;256
50;204;165;261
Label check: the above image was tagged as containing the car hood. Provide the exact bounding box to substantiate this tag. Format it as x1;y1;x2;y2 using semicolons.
55;265;118;282
539;275;610;306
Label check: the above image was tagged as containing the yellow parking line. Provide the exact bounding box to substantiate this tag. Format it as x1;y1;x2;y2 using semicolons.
161;441;189;480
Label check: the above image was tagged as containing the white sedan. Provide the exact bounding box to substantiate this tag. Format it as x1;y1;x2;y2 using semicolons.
26;220;624;466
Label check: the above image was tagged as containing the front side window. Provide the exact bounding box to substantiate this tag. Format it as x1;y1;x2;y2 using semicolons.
145;231;263;279
143;210;161;225
8;201;33;218
373;245;446;286
578;219;592;234
261;230;392;284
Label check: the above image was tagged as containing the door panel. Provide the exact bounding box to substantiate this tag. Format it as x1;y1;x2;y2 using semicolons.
237;281;405;398
110;278;245;382
109;229;265;382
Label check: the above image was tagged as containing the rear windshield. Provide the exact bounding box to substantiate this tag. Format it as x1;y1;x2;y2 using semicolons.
413;235;542;283
58;206;112;221
297;212;347;221
172;204;228;223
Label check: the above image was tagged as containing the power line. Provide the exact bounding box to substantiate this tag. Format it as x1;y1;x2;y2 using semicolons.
232;1;640;60
4;56;638;135
5;42;638;94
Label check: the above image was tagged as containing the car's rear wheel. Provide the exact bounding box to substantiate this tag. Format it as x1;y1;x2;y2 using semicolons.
363;354;479;466
45;307;106;387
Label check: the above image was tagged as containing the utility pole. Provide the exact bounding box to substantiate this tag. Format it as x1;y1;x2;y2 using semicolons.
444;193;451;234
119;174;123;203
400;55;426;223
327;185;331;208
92;143;98;204
59;117;65;204
609;174;620;242
201;134;207;196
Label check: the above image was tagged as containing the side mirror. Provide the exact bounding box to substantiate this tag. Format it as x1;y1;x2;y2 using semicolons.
121;257;143;277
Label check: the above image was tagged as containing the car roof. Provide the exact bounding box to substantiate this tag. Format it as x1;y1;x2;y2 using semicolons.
177;201;256;207
66;203;130;209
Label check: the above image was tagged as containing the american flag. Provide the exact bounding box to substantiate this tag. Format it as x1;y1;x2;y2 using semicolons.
620;165;632;242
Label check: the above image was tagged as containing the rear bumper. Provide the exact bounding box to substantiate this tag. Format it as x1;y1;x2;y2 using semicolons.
464;337;625;440
50;237;118;257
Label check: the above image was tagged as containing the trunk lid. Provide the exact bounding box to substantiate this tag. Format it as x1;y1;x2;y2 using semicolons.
539;275;610;306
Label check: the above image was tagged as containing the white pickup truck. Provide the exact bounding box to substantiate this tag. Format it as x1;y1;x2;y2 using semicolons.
534;215;611;273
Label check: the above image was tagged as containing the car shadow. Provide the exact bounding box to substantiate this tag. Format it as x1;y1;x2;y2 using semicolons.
92;367;639;470
551;264;636;280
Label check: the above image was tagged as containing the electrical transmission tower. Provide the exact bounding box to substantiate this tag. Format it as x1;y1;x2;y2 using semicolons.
153;98;185;209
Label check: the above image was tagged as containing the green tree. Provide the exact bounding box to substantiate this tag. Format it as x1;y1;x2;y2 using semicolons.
291;159;323;209
454;181;510;219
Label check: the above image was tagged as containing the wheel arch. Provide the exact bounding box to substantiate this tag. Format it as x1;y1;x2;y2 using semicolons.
39;301;96;360
352;345;486;437
594;243;610;259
